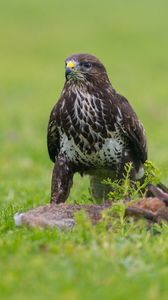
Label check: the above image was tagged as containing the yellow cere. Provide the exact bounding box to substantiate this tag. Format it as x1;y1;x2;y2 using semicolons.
66;61;75;69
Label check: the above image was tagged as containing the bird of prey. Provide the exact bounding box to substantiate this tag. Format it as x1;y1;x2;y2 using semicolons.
47;53;148;203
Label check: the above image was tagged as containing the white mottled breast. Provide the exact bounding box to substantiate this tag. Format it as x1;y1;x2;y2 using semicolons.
60;132;124;167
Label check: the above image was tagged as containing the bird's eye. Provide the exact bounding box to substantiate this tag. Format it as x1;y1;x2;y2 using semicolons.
83;62;92;69
79;62;92;70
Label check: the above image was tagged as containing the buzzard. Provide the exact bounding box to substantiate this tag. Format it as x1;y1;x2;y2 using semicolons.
47;53;148;203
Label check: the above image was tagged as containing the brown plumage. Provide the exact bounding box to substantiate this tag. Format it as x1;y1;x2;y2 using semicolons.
47;53;147;203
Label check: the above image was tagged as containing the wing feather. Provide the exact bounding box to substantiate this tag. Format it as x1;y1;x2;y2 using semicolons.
47;105;60;163
114;93;147;163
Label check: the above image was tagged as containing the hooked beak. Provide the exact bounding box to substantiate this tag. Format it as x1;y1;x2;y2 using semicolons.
65;60;76;77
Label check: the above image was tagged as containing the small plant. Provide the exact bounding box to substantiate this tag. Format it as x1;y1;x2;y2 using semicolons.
103;160;161;202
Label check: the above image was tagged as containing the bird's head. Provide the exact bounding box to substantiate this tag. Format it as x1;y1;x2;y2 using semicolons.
65;53;109;86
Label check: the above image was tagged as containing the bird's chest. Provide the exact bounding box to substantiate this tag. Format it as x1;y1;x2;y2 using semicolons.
60;132;125;167
59;93;125;166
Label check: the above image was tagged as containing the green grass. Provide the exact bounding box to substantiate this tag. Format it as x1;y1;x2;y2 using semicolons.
1;0;168;299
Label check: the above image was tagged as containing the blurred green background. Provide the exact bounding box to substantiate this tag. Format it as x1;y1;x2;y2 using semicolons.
1;1;168;299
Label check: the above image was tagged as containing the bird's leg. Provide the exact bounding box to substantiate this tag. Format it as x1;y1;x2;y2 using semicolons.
90;175;113;203
50;155;74;204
